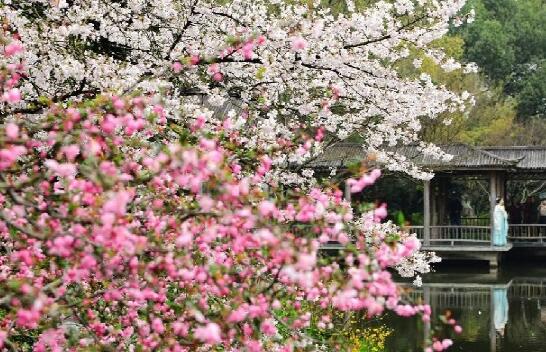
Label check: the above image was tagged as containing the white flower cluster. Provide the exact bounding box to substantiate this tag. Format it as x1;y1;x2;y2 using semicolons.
1;0;472;177
354;220;442;283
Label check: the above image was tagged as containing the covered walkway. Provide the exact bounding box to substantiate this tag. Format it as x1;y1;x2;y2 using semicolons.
311;144;546;267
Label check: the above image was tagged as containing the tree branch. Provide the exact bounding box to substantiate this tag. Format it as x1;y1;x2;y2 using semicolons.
343;15;427;49
0;211;45;240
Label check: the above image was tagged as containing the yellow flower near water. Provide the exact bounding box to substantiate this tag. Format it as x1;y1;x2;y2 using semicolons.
349;326;391;352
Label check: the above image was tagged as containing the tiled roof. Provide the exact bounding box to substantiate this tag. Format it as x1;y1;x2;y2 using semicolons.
481;146;546;170
307;143;366;168
309;143;546;171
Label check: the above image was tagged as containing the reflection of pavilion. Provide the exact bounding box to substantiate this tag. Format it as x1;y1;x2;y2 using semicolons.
406;281;510;352
402;276;546;352
312;144;546;270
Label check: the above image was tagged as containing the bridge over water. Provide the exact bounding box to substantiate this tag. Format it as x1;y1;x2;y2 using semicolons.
312;144;546;270
407;223;546;270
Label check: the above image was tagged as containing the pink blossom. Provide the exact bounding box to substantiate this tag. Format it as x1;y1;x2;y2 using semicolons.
176;223;193;247
315;127;325;141
172;61;183;73
102;190;132;216
212;72;224;82
152;318;165;334
256;35;266;46
442;339;453;349
49;235;75;257
80;255;97;270
16;309;40;329
3;88;21;104
0;331;6;349
194;323;222;344
61;145;80;162
291;37;308;51
34;329;65;352
254;228;278;245
172;321;189;337
190;55;200;65
260;320;277;336
258;200;276;217
374;203;388;221
0;30;456;350
370;169;381;179
348;169;382;193
44;160;77;178
207;64;220;75
241;42;254;60
296;253;316;271
191;114;206;131
4;41;23;57
454;325;463;334
395;304;416;317
402;236;421;256
199;139;216;150
227;308;248;323
432;340;445;351
198;196;214;212
5;123;19;139
338;232;349;244
113;98;125;110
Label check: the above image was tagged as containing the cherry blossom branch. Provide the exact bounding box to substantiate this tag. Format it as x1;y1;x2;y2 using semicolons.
343;15;428;49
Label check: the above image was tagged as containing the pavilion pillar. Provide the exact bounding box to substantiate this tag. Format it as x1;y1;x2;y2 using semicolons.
490;172;497;246
423;286;431;345
344;179;351;203
424;180;431;246
495;172;506;202
489;287;497;352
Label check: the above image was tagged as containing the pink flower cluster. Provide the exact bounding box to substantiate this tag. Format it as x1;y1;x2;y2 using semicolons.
1;39;24;105
347;169;382;193
427;338;453;352
0;38;458;352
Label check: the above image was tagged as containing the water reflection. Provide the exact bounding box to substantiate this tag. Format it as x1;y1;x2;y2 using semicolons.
493;288;508;338
385;265;546;352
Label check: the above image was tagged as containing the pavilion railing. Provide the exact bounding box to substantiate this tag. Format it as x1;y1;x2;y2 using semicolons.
409;226;425;238
408;225;490;246
509;280;546;299
508;224;546;243
406;286;491;309
461;217;489;226
409;224;546;246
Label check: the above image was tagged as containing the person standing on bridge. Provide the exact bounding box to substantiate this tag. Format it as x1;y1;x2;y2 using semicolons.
493;198;508;246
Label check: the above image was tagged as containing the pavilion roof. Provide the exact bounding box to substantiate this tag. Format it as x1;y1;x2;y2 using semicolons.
481;146;546;170
309;143;546;171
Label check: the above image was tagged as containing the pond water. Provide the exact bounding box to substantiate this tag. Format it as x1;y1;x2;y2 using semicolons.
385;262;546;352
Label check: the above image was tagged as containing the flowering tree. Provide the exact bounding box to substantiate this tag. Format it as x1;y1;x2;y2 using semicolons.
0;0;470;350
2;0;474;179
0;57;454;351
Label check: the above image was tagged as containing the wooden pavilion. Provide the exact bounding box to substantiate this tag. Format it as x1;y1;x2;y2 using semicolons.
311;144;546;268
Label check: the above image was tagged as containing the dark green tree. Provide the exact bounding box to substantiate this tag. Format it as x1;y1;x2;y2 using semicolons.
459;0;546;120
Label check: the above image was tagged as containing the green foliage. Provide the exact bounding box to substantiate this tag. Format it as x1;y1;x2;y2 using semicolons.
393;211;405;227
393;30;520;146
315;0;377;14
517;62;546;119
392;0;546;143
463;19;514;81
459;0;546;120
274;297;390;351
456;87;517;146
